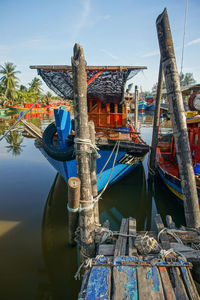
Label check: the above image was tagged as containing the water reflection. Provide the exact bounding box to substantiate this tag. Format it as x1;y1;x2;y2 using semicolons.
42;174;79;299
5;131;24;156
0;112;187;299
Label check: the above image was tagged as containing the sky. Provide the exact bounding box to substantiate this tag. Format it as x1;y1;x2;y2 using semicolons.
0;0;199;94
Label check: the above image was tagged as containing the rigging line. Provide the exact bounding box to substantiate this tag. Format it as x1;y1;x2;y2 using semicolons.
180;0;189;75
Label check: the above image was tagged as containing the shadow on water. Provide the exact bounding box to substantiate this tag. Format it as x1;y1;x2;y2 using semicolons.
42;174;80;300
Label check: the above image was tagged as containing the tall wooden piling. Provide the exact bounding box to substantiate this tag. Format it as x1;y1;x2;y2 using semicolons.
156;8;200;228
134;85;138;131
68;177;80;246
88;120;99;225
149;60;163;174
72;43;95;256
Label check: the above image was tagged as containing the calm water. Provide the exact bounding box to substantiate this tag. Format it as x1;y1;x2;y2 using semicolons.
0;112;185;299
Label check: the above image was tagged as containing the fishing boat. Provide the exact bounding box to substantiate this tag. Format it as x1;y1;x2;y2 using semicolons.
31;65;149;191
138;100;146;112
0;107;10;115
156;111;200;203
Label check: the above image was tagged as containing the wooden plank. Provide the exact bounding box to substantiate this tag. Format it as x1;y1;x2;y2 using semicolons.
154;214;170;249
98;244;115;256
128;217;137;256
179;265;200;300
78;270;90;300
114;218;128;256
170;268;189;299
187;269;200;299
158;267;176;300
112;266;137;300
137;266;165;299
166;215;176;229
86;266;111;300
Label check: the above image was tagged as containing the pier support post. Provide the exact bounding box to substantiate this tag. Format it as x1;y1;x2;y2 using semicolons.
72;43;95;256
134;85;138;131
149;60;163;174
156;8;200;228
88;120;100;225
68;177;80;246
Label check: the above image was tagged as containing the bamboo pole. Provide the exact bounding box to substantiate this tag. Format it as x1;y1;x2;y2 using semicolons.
134;85;138;131
156;8;200;228
71;43;95;257
68;177;80;246
88;120;100;225
149;60;163;174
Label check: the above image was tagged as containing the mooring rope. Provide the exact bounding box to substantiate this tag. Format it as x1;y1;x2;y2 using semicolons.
158;228;183;244
67;141;120;213
74;137;101;158
97;141;119;179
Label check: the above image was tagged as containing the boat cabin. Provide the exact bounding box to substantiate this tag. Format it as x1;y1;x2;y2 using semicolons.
87;98;127;128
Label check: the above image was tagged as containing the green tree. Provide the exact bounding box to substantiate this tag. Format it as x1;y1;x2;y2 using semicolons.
180;73;196;87
0;62;20;103
28;77;43;94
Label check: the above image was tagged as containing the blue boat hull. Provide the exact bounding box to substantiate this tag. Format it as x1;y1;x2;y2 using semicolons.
157;164;200;204
40;147;142;192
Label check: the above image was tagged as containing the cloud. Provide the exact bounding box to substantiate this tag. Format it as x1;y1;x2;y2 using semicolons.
71;0;91;38
186;38;200;46
100;49;118;60
140;50;159;58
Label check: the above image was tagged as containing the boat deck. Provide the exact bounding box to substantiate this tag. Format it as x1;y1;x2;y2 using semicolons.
78;215;200;299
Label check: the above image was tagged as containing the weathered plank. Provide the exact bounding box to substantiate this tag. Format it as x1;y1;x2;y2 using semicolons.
158;267;176;300
86;266;111;300
98;244;115;256
170;267;189;299
112;266;137;300
137;266;165;299
128;217;137;256
166;215;176;229
114;218;128;256
78;269;90;300
179;260;200;300
154;214;170;250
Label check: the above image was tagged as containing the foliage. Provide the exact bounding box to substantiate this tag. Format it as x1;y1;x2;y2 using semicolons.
0;62;20;103
152;72;196;93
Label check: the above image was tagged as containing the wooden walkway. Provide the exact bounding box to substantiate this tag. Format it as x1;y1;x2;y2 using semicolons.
78;214;200;299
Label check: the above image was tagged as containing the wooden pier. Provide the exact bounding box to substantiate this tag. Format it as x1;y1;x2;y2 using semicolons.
78;214;200;299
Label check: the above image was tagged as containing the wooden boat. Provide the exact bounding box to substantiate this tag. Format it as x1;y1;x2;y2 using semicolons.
138;100;146;112
156;116;200;202
32;65;149;192
0;107;10;114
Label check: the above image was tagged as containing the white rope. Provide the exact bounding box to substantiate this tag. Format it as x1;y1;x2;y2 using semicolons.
67;141;120;213
74;255;104;280
159;248;176;259
97;141;120;200
158;228;183;244
74;137;100;158
97;141;118;179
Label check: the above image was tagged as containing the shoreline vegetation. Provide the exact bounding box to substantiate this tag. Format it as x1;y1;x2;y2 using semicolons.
0;62;71;107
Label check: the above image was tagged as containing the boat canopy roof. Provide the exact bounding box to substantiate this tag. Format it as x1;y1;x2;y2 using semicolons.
30;65;147;104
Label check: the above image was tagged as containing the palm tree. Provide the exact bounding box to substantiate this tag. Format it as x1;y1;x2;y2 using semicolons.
28;77;43;94
0;62;20;102
5;131;24;156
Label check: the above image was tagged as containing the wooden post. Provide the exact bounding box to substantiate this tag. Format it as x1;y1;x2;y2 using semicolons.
71;43;95;257
88;120;100;225
68;177;80;246
134;85;138;131
156;8;200;228
149;60;163;174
